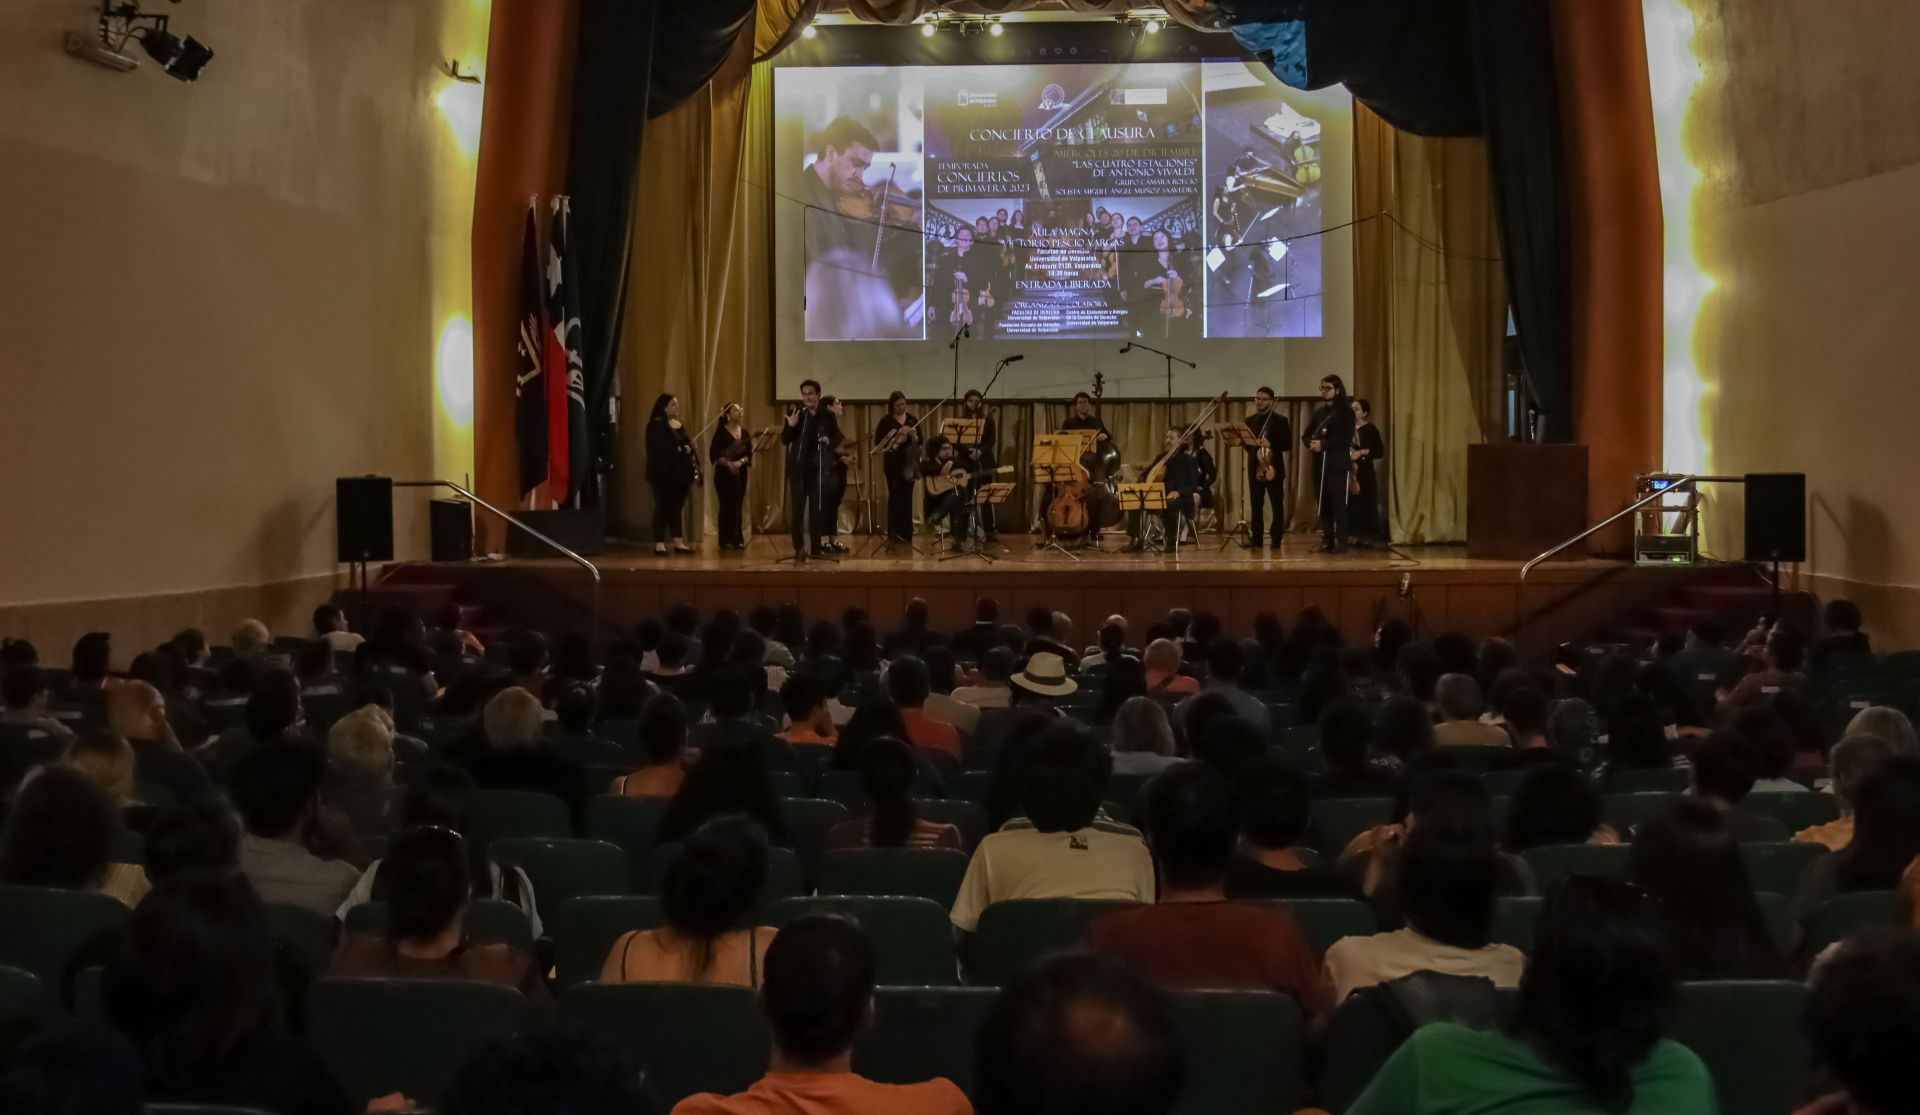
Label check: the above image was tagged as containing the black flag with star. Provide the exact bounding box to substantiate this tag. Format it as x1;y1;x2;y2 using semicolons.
545;195;587;503
514;200;548;500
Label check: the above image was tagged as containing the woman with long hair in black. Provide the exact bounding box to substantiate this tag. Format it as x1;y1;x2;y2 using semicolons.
708;401;752;551
825;737;962;851
1627;799;1785;979
645;393;697;556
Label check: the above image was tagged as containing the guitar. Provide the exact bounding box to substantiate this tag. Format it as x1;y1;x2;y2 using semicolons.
925;463;1013;497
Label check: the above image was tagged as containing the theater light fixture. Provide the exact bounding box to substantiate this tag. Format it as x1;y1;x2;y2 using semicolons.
988;19;1005;36
801;22;818;39
65;1;214;81
920;19;937;37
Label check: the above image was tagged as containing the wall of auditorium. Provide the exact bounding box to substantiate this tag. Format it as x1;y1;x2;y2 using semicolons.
1653;0;1920;642
0;1;489;654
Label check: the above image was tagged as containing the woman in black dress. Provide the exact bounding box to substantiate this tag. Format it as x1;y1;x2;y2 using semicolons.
1349;396;1387;547
645;393;697;555
709;401;751;551
818;395;850;553
873;390;919;546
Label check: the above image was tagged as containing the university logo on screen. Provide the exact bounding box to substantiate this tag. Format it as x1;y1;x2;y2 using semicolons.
955;90;998;107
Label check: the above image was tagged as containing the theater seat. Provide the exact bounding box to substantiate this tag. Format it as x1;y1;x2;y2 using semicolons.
1601;792;1686;836
1669;980;1812;1115
1521;843;1632;888
475;789;573;840
492;838;630;911
0;884;129;1003
1174;991;1305;1115
1740;841;1830;898
0;965;44;1026
1603;767;1691;795
583;794;670;891
562;982;769;1109
915;799;991;848
767;896;957;985
971;899;1131;986
775;797;853;881
817;848;971;906
1489;896;1544;953
853;986;996;1093
551;896;664;987
1307;797;1395;860
1253;898;1378;954
305;977;529;1106
1803;890;1899;955
647;843;805;907
1743;792;1842;835
263;903;339;977
342;898;535;951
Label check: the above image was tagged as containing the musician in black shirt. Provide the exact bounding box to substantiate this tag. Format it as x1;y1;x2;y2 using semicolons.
780;378;828;559
1244;386;1291;549
819;395;850;553
920;435;972;545
1058;392;1114;540
708;402;752;551
1303;374;1357;553
960;389;1000;541
645;394;698;556
873;390;919;545
1349;396;1387;547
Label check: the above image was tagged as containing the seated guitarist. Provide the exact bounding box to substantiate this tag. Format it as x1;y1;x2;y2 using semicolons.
920;435;972;546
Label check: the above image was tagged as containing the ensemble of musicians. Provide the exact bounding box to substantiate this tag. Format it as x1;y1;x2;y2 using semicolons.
643;375;1386;561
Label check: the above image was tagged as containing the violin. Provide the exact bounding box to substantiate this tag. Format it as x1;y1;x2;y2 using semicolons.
950;279;973;327
1159;266;1185;320
832;162;920;270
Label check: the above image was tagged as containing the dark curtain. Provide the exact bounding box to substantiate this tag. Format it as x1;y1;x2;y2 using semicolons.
565;0;755;506
1470;0;1571;440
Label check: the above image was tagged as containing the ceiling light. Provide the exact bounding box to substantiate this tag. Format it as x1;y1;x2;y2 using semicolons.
988;20;1004;36
801;23;817;39
1144;18;1162;34
921;20;937;37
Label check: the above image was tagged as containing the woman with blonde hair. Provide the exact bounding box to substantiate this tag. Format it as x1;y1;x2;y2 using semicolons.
325;707;400;838
63;730;138;806
1111;696;1180;775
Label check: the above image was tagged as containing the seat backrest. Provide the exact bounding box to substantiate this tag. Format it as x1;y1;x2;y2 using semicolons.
768;770;810;799
1251;898;1379;955
1173;990;1304;1115
766;896;958;985
583;794;671;891
1489;896;1544;953
1803;890;1900;955
647;843;805;907
491;837;631;910
561;982;769;1109
1601;792;1686;837
945;769;993;804
342;898;535;951
476;788;574;840
854;986;997;1094
814;769;869;810
0;884;130;997
0;964;45;1026
263;902;340;977
817;848;971;907
1744;792;1841;835
971;899;1133;986
1307;797;1395;859
551;895;665;987
1603;766;1691;795
1669;980;1812;1115
304;976;528;1106
1739;841;1830;898
914;799;990;848
774;798;853;880
1519;843;1632;888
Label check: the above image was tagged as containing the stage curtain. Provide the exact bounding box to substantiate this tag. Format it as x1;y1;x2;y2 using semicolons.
807;1;1225;31
1352;104;1506;544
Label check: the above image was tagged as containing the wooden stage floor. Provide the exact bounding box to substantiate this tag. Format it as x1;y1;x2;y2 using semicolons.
384;536;1718;648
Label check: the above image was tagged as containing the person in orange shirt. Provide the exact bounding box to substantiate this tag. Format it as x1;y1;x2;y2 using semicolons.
778;674;838;749
886;654;962;762
671;913;971;1115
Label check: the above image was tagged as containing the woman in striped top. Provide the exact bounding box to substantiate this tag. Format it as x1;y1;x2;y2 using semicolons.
825;737;964;851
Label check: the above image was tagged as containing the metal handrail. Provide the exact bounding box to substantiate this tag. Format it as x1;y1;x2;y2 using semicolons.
1519;476;1706;586
395;480;602;642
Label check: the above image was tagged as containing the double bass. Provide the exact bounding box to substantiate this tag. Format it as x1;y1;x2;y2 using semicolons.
1045;373;1122;540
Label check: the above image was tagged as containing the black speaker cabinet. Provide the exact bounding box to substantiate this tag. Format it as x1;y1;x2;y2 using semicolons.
1744;472;1806;563
429;498;473;563
335;476;394;563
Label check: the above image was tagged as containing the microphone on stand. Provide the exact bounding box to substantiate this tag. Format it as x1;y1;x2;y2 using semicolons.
1119;343;1133;354
1001;355;1025;365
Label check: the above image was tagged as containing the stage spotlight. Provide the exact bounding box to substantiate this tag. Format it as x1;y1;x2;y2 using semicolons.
921;20;937;37
988;19;1004;36
67;2;213;82
1144;18;1162;34
137;27;212;80
801;22;817;38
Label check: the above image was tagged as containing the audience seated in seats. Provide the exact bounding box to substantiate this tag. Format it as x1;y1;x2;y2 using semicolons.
1192;714;1267;783
673;913;971;1115
949;597;999;662
1315;698;1404;799
1798;928;1920;1115
602;816;776;988
829;697;909;773
1086;763;1329;1012
551;685;625;766
695;673;787;757
1500;687;1552;751
983;710;1062;832
1093;655;1149;727
1079;618;1132;672
1732;705;1812;793
104;870;353;1115
1627;798;1786;979
658;741;790;846
0;764;149;907
108;680;210;804
1432;674;1509;749
313;603;363;654
597;656;655;722
231;619;273;661
1340;646;1390;705
1845;704;1918;755
143;795;243;883
974;953;1183;1115
1345;876;1713;1114
1006;651;1077;711
330;825;544;996
1792;755;1920;932
339;764;541;937
647;633;697;699
323;706;401;838
1;663;74;747
68;632;113;691
1110;696;1180;776
1373;695;1437;772
1811;598;1871;670
882;598;933;660
1143;639;1199;697
887;655;962;761
231;740;362;916
195;669;303;781
1502;763;1617;851
506;629;550;697
62;729;141;810
1686;730;1791;842
0;1019;146;1115
778;674;838;748
825;738;962;851
616;693;691;799
1396;644;1445;709
462;686;589;822
1173;638;1268;729
951;721;1154;937
1293;664;1352;727
796;622;849;698
1667;617;1739;694
1022;606;1079;671
441;1027;657;1115
1796;733;1894;851
358;608;441;698
1718;626;1808;716
952;646;1016;709
1769;690;1831;784
918;644;980;736
1343;760;1535;901
1225;754;1358;898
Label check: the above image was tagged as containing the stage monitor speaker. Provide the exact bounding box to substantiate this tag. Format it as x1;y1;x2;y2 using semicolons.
429;498;473;563
1744;472;1806;563
335;476;394;563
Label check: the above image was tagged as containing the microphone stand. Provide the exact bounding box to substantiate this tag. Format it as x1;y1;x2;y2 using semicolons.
972;356;1019;545
948;321;969;399
1119;341;1196;431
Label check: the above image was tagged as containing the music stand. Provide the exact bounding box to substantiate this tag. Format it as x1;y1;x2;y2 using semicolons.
945;418;991;538
943;481;1013;563
1030;432;1093;561
1214;419;1257;550
1116;482;1173;555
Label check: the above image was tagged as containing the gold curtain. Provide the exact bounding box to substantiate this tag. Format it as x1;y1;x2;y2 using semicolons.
1352;104;1506;544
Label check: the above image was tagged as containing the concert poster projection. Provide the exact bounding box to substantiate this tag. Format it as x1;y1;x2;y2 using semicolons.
772;47;1351;401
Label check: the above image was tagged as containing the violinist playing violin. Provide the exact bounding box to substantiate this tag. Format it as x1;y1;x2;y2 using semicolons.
801;116;918;341
1244;386;1291;550
874;390;920;546
920;435;973;547
940;224;1002;338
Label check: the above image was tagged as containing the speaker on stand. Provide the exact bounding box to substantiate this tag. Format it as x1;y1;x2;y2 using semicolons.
1743;472;1806;614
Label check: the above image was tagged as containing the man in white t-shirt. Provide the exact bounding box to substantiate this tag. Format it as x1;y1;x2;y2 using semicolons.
313;603;364;654
950;646;1016;710
951;720;1155;935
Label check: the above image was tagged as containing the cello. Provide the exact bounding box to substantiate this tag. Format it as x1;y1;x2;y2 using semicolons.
1046;373;1121;540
